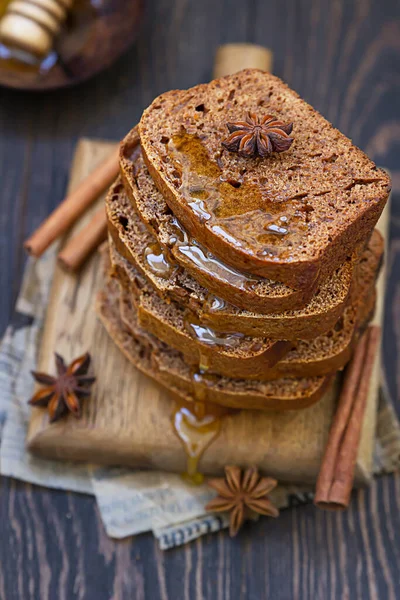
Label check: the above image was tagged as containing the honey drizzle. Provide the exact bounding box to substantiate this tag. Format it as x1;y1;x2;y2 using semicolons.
207;295;226;311
143;242;174;278
168;133;309;259
177;242;256;289
172;398;225;485
167;216;261;291
198;351;210;373
186;318;244;348
172;358;234;484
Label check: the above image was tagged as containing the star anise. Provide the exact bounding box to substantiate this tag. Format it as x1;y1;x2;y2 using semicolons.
205;465;279;536
222;112;294;158
29;353;95;423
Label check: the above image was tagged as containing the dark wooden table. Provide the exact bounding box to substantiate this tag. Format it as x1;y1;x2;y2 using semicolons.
1;0;399;598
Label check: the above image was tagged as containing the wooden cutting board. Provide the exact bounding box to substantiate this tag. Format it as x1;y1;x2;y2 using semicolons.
26;139;388;485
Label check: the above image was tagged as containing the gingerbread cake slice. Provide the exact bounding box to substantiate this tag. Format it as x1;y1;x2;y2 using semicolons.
139;69;390;289
120;128;318;313
107;179;362;339
97;277;332;411
110;224;381;380
107;242;293;377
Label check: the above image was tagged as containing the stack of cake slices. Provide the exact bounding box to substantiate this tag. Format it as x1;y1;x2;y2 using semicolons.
97;69;390;412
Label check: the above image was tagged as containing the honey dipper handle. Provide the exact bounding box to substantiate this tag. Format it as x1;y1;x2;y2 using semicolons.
0;0;74;59
213;43;273;79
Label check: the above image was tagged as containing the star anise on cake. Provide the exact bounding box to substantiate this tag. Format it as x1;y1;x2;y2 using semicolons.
222;112;294;158
29;353;95;423
205;465;279;536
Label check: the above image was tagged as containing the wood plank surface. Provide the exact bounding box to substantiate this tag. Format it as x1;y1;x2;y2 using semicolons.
25;138;388;485
1;0;399;598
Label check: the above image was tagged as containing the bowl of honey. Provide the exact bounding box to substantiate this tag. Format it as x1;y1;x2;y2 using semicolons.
0;0;143;90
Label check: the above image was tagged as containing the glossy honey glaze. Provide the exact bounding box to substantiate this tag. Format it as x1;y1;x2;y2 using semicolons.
143;241;174;278
184;314;245;349
172;396;234;485
168;133;309;259
127;141;293;296
165;216;265;291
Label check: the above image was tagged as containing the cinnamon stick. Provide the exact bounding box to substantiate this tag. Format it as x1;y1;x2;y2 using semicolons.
24;147;119;257
57;208;107;272
314;326;381;510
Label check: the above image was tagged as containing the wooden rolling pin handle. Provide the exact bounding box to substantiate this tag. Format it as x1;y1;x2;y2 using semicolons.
213;43;273;79
0;0;74;58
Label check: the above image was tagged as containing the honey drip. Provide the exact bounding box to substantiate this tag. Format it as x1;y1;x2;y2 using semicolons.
143;242;174;278
187;197;211;222
145;215;256;299
207;296;226;311
167;215;262;292
167;216;189;245
172;400;222;485
198;351;210;373
177;242;258;289
168;134;309;259
172;355;236;484
186;318;244;348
